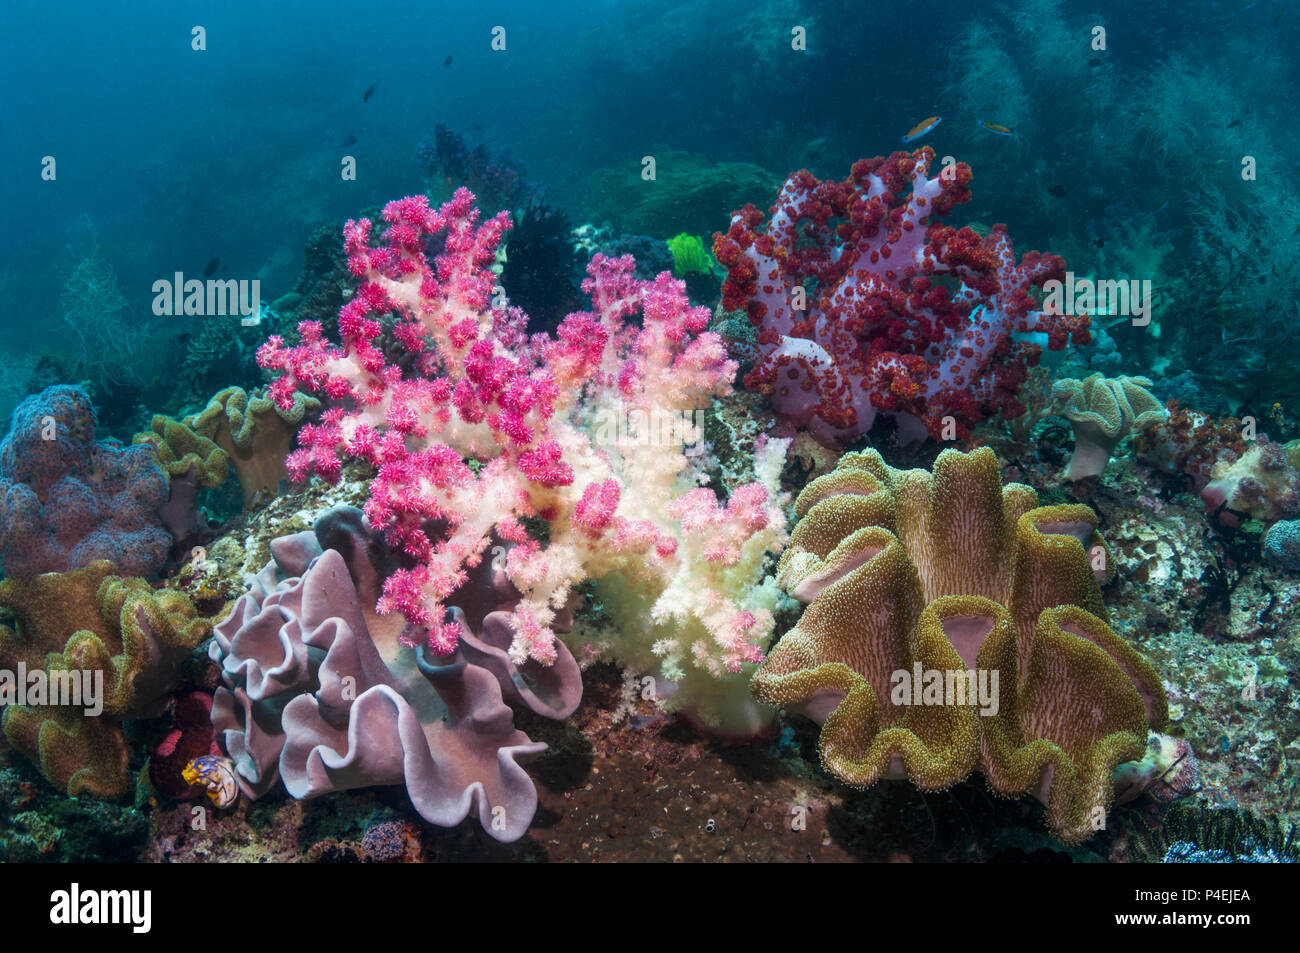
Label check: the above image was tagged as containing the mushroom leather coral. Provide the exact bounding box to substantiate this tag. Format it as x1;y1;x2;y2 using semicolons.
1052;373;1166;480
133;413;231;542
750;447;1168;844
133;414;230;486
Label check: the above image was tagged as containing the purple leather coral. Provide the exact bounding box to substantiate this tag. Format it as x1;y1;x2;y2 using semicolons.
210;506;583;842
0;385;171;578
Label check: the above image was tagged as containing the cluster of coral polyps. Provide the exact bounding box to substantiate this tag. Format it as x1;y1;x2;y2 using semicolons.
1135;402;1300;527
1134;400;1246;487
0;385;171;578
751;448;1168;844
713;148;1090;446
1200;441;1300;527
256;189;786;724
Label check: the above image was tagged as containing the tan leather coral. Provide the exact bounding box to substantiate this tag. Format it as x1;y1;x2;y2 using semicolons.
189;385;320;505
751;447;1168;843
1052;373;1166;480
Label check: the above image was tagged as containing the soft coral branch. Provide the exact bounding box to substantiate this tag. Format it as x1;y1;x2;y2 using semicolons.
259;189;780;680
714;147;1087;445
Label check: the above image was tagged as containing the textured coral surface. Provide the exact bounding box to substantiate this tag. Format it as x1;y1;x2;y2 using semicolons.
0;562;220;797
0;385;171;577
751;447;1168;843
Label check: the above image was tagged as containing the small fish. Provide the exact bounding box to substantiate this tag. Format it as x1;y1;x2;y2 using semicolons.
342;134;357;146
204;257;219;277
901;116;942;143
1226;118;1242;128
1047;185;1067;198
1277;9;1288;25
247;487;274;509
1092;238;1106;249
1152;201;1169;214
978;120;1014;136
1238;1;1257;11
1089;59;1102;68
362;81;380;103
444;55;453;67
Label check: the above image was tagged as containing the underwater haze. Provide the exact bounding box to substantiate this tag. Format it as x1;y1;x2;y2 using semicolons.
0;0;1298;871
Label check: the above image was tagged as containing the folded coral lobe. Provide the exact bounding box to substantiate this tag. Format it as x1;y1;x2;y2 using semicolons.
751;447;1168;843
210;510;583;843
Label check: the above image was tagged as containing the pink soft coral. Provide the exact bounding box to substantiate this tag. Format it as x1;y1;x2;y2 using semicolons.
259;190;783;685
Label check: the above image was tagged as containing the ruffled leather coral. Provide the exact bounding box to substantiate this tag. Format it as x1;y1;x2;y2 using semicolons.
1052;373;1166;480
210;507;583;842
133;414;230;486
751;447;1168;843
0;561;221;797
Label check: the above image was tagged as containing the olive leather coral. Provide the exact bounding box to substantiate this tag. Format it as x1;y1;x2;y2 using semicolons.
188;385;320;506
0;562;223;798
751;447;1168;843
133;414;230;487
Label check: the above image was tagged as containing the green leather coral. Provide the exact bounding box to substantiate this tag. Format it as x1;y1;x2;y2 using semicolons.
0;562;223;798
188;385;319;505
133;414;230;488
751;447;1168;844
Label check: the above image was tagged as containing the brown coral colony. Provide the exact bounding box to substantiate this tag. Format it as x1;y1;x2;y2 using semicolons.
751;447;1168;844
